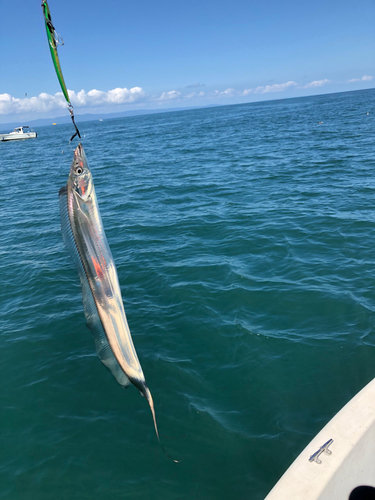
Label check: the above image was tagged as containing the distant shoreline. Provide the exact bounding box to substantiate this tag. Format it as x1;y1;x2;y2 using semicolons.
1;87;373;133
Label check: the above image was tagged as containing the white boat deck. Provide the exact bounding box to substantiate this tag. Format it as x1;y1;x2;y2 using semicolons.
265;378;375;500
0;126;37;141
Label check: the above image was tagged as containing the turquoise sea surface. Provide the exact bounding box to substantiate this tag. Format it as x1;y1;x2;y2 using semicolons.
1;89;375;499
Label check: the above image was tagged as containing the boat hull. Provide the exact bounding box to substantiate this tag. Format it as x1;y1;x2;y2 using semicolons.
0;132;37;141
264;378;375;499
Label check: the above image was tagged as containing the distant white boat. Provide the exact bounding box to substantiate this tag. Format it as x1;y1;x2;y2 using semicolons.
0;126;37;142
264;377;375;500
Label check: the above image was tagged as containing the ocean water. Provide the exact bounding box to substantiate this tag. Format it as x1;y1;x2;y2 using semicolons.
1;89;375;499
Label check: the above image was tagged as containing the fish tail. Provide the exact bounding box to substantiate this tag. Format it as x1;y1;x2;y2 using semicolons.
142;385;180;463
143;386;160;441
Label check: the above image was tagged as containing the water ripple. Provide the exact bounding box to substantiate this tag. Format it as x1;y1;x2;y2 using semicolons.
1;89;375;500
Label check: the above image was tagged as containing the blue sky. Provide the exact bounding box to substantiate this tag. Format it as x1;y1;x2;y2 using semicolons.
0;0;374;123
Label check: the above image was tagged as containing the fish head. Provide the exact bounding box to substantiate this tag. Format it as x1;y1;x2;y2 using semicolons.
69;143;93;201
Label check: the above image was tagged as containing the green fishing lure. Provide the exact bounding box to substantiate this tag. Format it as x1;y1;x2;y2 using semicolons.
41;1;80;141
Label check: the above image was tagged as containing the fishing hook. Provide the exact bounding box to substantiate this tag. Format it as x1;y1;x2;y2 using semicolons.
68;105;81;143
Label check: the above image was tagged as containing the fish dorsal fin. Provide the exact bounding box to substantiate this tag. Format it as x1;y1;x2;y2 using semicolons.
59;186;130;388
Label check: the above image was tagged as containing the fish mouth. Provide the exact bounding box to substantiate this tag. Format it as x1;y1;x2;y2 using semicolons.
74;143;85;161
71;143;87;170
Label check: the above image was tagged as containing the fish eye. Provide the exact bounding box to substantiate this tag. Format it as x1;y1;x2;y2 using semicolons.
75;166;83;175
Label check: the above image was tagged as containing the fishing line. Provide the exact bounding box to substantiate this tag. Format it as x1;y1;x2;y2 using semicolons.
159;441;181;463
161;432;186;440
45;6;177;463
41;1;81;142
143;386;181;463
159;433;185;463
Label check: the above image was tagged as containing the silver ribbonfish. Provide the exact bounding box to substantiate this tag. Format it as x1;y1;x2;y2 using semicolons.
59;143;159;439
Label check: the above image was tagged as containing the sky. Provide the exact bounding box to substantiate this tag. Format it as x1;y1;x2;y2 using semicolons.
0;0;374;124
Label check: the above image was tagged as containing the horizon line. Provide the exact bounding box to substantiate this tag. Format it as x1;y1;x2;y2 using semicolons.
1;86;373;130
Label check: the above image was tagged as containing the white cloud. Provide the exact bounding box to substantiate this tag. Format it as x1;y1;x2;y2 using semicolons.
184;91;206;99
347;75;373;83
3;74;372;120
0;91;66;114
158;90;181;101
0;87;146;115
254;81;297;94
71;87;145;106
304;79;331;88
221;88;236;96
210;88;236;97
